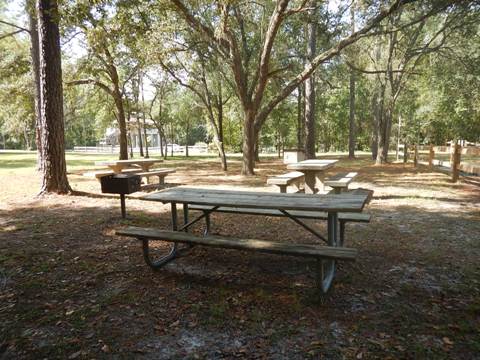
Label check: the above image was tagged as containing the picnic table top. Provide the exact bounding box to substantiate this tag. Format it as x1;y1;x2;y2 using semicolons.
286;159;337;171
142;187;368;212
95;159;163;166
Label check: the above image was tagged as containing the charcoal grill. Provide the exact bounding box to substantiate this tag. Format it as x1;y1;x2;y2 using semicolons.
100;174;141;218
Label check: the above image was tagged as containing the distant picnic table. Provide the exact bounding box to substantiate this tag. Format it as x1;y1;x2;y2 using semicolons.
85;159;174;186
287;159;337;194
117;187;369;294
95;159;164;173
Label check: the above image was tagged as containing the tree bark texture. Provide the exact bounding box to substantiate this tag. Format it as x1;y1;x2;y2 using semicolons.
113;92;128;159
215;98;228;171
304;1;317;159
296;85;303;149
242;114;256;175
37;0;71;194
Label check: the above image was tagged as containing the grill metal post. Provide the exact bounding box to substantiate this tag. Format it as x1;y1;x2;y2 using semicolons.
120;194;126;219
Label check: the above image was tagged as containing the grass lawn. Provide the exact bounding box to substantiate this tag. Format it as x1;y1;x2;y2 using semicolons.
1;151;479;359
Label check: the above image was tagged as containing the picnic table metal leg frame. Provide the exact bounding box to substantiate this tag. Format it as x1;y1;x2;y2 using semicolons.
204;212;211;236
183;204;189;232
140;202;182;269
316;212;338;293
140;237;178;269
339;220;346;247
120;194;126;219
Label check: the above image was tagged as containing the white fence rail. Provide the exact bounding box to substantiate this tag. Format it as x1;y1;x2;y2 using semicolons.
73;144;209;154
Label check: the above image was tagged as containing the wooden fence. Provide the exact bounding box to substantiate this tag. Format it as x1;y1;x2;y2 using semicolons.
402;144;480;182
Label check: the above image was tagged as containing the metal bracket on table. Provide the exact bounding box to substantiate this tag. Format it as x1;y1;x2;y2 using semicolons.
177;205;219;232
279;210;328;243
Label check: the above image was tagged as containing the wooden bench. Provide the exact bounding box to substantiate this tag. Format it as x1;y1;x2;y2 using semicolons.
189;204;371;246
116;227;358;292
136;168;176;185
324;172;358;194
267;171;305;193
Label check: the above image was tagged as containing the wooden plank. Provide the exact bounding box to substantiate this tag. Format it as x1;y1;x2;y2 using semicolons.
267;171;304;186
324;172;357;188
116;227;358;261
136;169;176;177
287;159;337;171
346;188;374;205
188;204;371;222
142;187;368;212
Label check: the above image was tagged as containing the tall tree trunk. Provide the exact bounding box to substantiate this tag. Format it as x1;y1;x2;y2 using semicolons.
140;73;149;158
24;125;32;150
296;85;303;150
348;1;356;159
159;129;164;157
254;132;260;163
113;93;128;159
170;124;174;157
128;130;134;158
216;101;227;171
304;1;317;159
241;114;255;175
164;129;168;158
37;0;71;194
126;104;133;158
185;121;189;157
136;120;144;157
381;105;393;162
28;1;43;170
372;38;384;163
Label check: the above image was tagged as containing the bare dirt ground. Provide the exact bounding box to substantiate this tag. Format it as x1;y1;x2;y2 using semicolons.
1;156;480;359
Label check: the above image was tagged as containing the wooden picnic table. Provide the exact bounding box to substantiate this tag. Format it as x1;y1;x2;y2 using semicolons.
136;187;368;293
95;158;163;174
287;159;337;194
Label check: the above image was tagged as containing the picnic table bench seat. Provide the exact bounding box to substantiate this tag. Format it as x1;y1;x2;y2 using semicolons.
136;168;176;185
267;171;304;193
324;172;358;193
117;227;357;261
116;227;358;292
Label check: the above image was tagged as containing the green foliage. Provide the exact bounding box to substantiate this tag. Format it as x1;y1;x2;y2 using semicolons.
1;1;479;154
0;35;34;149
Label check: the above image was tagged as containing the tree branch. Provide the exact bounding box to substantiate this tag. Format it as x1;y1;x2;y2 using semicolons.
0;29;25;40
0;20;30;34
66;79;113;96
254;0;418;130
252;0;290;110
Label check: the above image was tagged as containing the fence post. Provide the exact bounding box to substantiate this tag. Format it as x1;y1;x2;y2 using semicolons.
428;145;434;169
403;143;408;163
413;144;418;167
452;144;461;182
